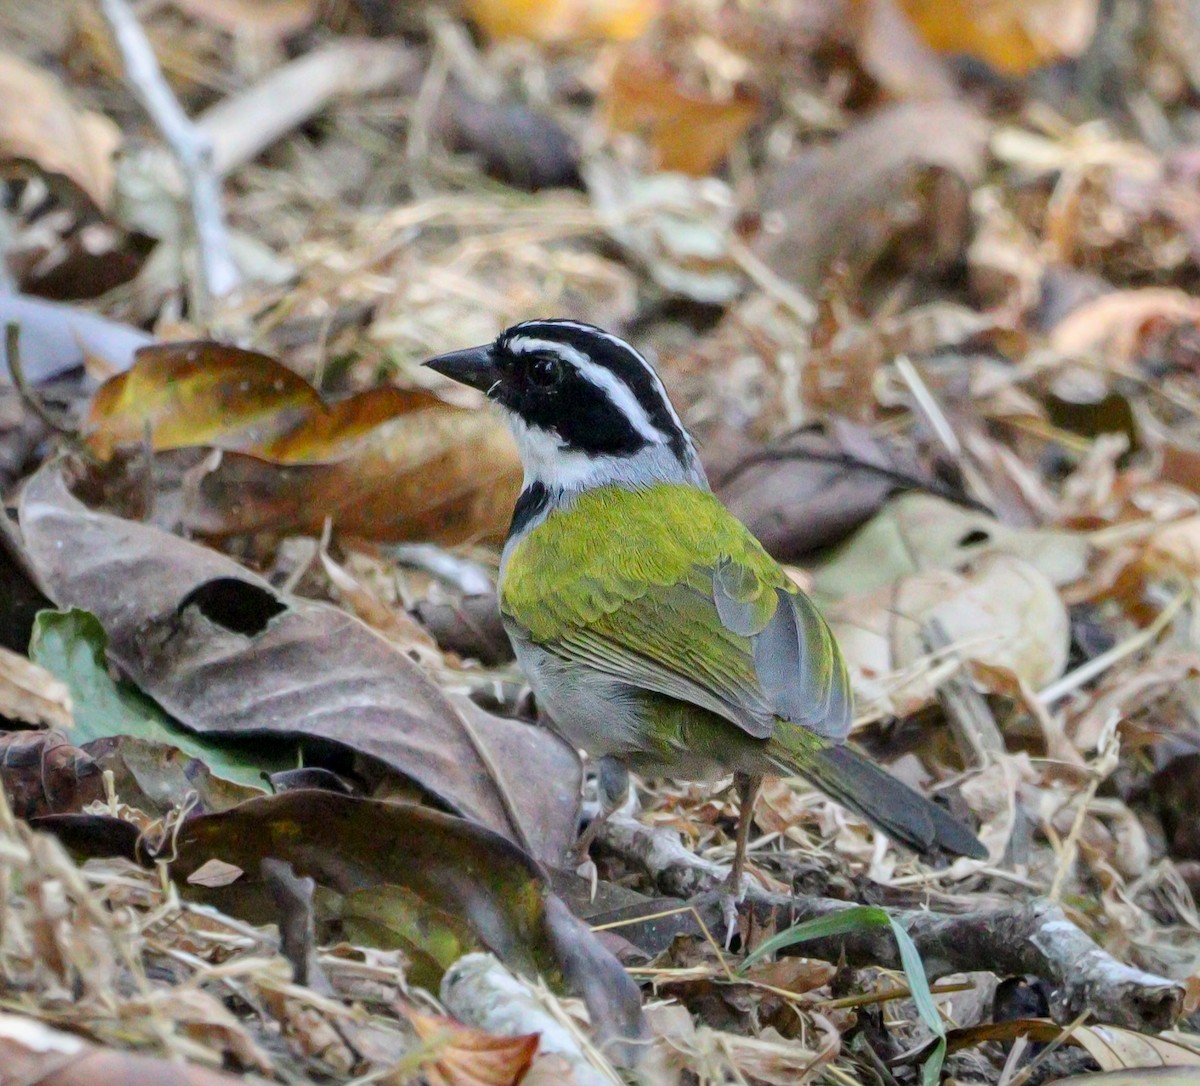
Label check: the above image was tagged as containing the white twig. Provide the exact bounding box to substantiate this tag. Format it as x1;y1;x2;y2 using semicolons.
99;0;241;304
197;40;419;177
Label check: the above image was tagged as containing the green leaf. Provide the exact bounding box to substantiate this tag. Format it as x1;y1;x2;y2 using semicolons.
740;905;946;1084
29;608;293;791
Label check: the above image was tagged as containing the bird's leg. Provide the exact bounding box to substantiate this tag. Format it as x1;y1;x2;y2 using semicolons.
726;771;762;898
575;756;630;863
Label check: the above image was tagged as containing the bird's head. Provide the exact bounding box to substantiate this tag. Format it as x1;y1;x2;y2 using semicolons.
424;319;705;493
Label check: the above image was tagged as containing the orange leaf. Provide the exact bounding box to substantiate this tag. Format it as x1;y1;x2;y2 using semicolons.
405;1010;539;1086
604;52;759;175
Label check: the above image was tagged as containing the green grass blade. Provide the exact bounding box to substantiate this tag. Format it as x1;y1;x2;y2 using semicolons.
738;905;946;1083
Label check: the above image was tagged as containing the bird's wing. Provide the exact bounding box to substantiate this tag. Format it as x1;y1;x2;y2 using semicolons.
501;487;851;742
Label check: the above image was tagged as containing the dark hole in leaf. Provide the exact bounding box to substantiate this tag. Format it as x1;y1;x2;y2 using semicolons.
957;528;990;547
177;577;287;636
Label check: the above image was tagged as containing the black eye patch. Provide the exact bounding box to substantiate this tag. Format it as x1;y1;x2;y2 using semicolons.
525;353;563;388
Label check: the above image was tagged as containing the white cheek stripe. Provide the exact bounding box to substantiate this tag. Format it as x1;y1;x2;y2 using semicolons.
538;321;690;445
505;334;665;446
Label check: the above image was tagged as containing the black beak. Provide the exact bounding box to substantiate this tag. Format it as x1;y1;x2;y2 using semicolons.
422;344;499;394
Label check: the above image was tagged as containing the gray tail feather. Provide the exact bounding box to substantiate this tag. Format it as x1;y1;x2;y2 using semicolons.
775;743;986;860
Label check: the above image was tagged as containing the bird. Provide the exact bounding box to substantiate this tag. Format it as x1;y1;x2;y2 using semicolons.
424;319;986;896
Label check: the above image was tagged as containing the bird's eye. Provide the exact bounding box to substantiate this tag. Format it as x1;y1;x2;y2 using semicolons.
528;354;563;387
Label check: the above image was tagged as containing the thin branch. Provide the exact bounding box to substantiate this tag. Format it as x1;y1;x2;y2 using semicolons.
98;0;241;310
4;323;77;439
595;814;1184;1033
714;435;992;515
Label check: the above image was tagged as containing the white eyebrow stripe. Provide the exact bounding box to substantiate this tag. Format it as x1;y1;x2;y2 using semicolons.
505;334;664;445
538;320;690;446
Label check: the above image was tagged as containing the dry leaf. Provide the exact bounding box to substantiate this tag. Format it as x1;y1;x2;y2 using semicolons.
0;644;72;729
754;101;989;299
0;1012;263;1086
168;0;319;37
186;858;245;888
604;51;759;175
406;1010;539;1086
1072;1023;1200;1070
829;553;1070;718
0;52;120;210
19;462;580;867
83;341;523;544
896;0;1098;74
466;0;656;42
1049;288;1200;363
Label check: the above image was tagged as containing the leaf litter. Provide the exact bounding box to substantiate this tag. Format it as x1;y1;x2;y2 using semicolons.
4;1;1200;1084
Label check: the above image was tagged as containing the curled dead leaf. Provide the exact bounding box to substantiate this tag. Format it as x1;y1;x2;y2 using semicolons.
753;100;989;300
1049;288;1200;364
18;461;580;867
404;1009;539;1086
604;51;759;175
0;52;120;210
83;341;522;544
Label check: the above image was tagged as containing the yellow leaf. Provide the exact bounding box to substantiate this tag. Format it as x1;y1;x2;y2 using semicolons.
466;0;657;43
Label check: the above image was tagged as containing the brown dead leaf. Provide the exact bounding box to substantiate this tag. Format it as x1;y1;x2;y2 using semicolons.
896;0;1098;74
0;52;120;210
742;955;836;995
18;461;580;868
604;51;760;175
0;730;103;820
83;342;522;544
0;643;72;728
466;0;656;42
405;1010;539;1086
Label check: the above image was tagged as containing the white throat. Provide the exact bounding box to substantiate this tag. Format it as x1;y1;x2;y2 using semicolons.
506;414;708;495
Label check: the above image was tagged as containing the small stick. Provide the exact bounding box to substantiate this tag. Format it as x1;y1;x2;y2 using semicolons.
99;0;241;310
923;616;1005;765
4;323;76;438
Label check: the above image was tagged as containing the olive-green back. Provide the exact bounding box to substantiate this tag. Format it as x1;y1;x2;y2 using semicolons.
500;484;850;741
